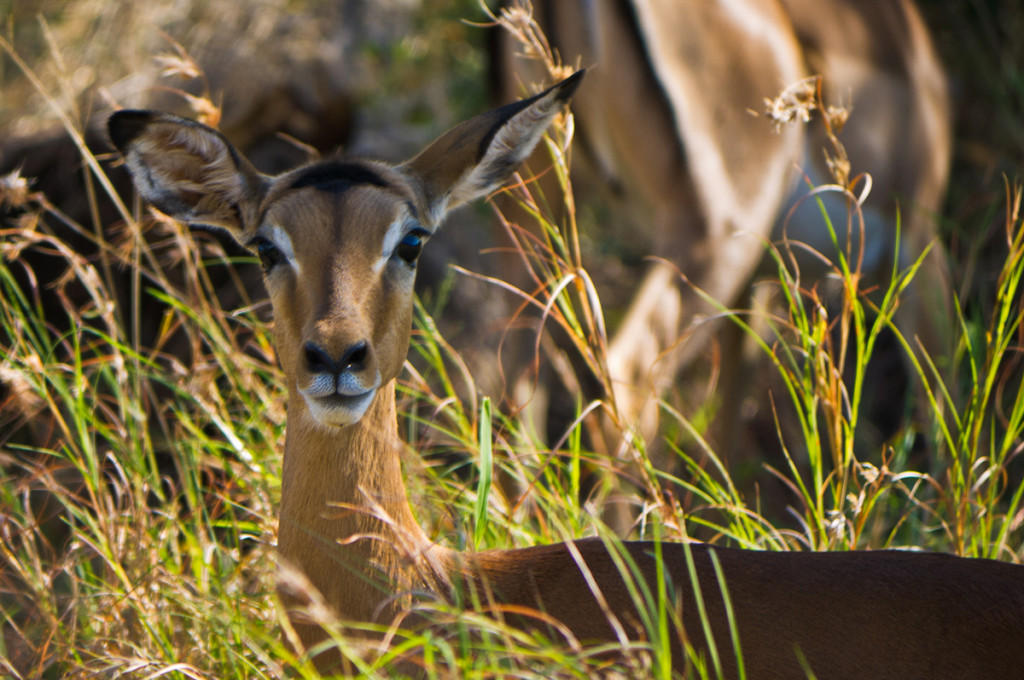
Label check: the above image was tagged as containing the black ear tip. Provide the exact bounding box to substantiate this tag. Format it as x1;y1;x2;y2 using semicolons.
107;110;156;152
555;69;586;102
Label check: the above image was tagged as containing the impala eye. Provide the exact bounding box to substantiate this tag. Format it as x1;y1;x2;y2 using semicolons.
395;228;429;264
252;236;285;272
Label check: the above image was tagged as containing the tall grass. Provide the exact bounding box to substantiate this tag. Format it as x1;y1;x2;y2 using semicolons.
1;5;1022;679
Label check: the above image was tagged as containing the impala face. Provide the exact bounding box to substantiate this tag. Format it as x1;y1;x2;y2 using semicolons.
253;165;432;427
108;71;584;430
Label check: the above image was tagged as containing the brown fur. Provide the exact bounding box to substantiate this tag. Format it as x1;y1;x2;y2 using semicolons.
497;0;953;453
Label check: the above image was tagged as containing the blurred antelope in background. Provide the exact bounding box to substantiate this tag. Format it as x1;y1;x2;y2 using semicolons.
495;0;952;453
109;70;1024;680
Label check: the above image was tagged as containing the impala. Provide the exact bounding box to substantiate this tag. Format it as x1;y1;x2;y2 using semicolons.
496;0;953;446
109;73;1023;678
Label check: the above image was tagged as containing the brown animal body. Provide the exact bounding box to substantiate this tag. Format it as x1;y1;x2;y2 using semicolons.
496;0;953;448
109;72;1024;679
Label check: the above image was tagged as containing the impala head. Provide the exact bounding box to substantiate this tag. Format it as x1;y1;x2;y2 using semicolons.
109;72;583;427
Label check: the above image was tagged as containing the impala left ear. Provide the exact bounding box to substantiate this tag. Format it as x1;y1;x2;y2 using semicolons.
401;70;584;221
108;110;269;241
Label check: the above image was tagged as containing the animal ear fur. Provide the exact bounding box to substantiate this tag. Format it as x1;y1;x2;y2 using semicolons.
401;70;584;220
108;110;267;240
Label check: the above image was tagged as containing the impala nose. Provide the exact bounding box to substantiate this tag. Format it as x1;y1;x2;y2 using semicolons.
304;340;368;375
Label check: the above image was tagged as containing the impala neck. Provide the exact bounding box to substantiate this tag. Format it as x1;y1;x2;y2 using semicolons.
277;379;452;628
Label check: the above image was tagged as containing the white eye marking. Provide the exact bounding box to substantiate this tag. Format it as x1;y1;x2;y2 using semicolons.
376;208;425;274
379;216;407;265
269;225;300;274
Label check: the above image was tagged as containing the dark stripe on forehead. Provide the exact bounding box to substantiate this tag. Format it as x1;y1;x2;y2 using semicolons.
289;161;390;194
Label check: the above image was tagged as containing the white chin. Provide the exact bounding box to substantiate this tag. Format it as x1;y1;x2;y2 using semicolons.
302;390;376;427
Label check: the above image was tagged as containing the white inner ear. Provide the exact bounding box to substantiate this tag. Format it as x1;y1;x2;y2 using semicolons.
451;102;561;207
163;125;247;202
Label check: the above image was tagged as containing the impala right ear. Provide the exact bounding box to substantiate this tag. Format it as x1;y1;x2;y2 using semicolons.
402;70;584;223
108;110;268;241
